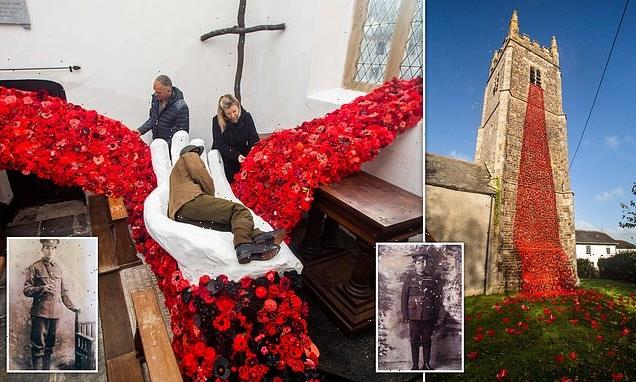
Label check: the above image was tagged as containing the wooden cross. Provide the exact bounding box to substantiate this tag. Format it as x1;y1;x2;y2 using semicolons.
200;0;285;101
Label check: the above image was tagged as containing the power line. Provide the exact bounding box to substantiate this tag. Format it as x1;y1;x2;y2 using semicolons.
567;0;630;174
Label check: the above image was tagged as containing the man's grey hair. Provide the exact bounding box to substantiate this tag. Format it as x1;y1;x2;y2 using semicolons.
155;74;172;88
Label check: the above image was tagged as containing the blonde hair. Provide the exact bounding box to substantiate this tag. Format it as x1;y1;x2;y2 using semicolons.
217;94;241;132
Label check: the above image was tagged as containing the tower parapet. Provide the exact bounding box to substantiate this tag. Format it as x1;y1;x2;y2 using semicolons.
489;11;559;76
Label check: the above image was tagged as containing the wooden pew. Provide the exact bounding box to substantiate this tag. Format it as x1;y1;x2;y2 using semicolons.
132;288;183;382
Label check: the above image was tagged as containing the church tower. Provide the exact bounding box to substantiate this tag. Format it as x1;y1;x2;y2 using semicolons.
475;11;576;292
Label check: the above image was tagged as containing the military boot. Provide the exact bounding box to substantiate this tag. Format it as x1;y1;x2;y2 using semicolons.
43;349;53;370
423;342;433;370
32;355;43;370
411;344;420;370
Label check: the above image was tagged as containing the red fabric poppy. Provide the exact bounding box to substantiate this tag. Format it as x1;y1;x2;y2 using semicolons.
612;372;625;381
213;315;232;332
255;286;267;299
232;334;249;353
214;296;236;313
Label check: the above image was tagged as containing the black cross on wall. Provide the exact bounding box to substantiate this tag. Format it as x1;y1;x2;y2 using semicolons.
200;0;285;101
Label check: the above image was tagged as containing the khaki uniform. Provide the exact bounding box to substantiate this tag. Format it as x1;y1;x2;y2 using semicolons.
401;271;443;369
168;151;261;248
23;258;76;359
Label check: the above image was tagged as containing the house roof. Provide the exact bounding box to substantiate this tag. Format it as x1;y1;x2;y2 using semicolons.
575;230;617;245
425;153;496;195
616;239;636;249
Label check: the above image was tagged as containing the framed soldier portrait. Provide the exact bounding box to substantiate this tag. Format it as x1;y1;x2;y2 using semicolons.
376;243;464;373
6;237;98;373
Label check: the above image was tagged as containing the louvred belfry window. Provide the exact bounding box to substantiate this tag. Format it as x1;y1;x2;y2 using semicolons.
530;67;542;87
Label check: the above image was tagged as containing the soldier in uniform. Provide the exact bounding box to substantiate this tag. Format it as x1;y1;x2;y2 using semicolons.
23;239;81;370
401;252;445;370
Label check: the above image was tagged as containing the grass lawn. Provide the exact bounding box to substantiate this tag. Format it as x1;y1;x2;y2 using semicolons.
427;279;636;381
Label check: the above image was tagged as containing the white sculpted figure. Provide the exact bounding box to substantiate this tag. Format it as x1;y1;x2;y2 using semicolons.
143;131;302;282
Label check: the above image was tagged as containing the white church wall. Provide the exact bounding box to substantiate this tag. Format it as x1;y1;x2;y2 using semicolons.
1;0;421;195
575;243;616;268
425;185;493;295
362;121;423;196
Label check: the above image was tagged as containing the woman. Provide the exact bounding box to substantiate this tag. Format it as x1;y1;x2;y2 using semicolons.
212;94;260;182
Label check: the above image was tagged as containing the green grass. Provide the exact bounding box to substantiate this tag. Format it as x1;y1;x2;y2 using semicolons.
428;279;636;381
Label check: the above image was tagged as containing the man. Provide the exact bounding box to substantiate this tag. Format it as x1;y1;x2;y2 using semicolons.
23;239;81;370
169;145;285;263
401;252;445;370
138;75;189;149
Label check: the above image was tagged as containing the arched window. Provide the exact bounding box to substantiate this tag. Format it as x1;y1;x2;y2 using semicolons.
344;0;422;91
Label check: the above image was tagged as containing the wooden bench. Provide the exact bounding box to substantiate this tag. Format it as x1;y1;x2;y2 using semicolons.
132;288;183;382
301;172;423;335
99;271;144;382
89;194;144;381
107;352;144;382
88;195;140;274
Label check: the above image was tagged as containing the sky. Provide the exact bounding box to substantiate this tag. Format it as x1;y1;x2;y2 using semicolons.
426;0;636;242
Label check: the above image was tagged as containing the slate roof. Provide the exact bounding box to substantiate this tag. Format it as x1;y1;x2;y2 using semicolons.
575;230;618;245
616;239;636;249
425;153;496;195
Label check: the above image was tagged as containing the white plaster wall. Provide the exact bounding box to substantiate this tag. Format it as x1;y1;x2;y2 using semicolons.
1;0;421;194
576;244;616;268
362;121;423;196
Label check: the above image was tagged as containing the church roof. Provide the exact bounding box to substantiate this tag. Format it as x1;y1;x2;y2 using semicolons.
425;153;496;195
616;239;636;249
575;230;617;245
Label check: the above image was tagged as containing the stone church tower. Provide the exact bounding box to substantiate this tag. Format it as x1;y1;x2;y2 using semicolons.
475;11;576;292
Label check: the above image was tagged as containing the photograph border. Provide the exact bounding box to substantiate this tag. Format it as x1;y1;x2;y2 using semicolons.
6;236;100;374
375;241;465;374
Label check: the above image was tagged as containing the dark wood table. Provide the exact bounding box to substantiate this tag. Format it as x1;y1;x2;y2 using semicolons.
301;172;422;335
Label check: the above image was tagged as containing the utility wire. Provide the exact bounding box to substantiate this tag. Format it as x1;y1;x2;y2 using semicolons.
568;0;630;174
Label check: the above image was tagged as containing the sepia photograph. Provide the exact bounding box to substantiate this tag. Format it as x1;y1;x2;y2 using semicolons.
6;237;98;373
377;243;463;373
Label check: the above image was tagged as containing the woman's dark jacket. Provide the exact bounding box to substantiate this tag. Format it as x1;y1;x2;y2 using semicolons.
212;107;259;182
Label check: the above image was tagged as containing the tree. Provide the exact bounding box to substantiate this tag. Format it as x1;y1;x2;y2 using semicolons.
620;182;636;228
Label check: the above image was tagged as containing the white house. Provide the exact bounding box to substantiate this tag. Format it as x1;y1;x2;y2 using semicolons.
575;230;618;268
616;239;636;254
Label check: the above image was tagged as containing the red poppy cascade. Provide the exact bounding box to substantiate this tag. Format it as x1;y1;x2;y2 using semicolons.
0;77;422;381
232;78;423;232
513;83;576;294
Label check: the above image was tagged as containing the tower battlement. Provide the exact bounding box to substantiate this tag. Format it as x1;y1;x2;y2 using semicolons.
490;11;559;75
